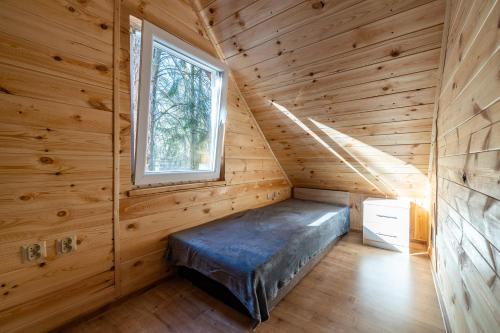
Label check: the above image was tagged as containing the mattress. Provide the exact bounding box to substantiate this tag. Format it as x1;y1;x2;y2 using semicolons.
165;198;350;322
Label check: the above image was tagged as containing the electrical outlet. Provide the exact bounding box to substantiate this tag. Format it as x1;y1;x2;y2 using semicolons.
55;235;77;255
21;241;47;263
267;191;279;200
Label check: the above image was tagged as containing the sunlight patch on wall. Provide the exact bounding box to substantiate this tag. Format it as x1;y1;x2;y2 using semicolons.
309;118;430;201
270;101;386;195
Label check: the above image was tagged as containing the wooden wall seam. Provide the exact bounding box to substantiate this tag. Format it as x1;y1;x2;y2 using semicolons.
428;1;452;328
428;0;452;260
191;0;292;187
113;0;122;297
233;83;292;187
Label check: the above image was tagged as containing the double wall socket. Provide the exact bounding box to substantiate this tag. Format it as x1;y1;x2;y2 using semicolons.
55;235;77;255
21;236;77;263
267;191;280;200
21;241;47;263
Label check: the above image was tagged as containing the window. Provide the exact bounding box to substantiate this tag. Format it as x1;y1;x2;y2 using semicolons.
130;19;228;186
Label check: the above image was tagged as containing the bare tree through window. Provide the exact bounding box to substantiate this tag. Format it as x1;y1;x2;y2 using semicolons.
146;42;213;172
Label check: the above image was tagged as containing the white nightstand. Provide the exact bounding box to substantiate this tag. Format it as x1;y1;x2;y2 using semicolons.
363;198;410;252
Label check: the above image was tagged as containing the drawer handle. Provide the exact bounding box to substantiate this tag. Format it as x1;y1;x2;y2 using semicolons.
376;233;397;238
376;214;397;219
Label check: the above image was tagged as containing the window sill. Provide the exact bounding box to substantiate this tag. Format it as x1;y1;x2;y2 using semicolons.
127;180;226;197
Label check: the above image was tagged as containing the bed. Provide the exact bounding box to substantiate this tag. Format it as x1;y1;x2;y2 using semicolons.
165;198;350;323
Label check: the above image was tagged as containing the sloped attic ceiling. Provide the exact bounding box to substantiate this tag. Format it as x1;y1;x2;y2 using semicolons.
194;0;445;199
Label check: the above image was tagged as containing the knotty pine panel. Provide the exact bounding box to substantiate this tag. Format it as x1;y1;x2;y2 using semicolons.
225;0;441;71
433;1;500;332
0;2;112;65
0;271;115;333
217;0;361;59
241;25;443;90
0;0;114;331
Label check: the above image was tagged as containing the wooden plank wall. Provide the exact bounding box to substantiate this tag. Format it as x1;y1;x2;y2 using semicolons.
0;0;116;331
0;0;290;331
195;0;445;201
433;0;500;332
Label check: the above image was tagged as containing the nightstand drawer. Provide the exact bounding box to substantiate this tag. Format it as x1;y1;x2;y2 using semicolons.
363;227;408;246
364;205;408;224
364;219;405;236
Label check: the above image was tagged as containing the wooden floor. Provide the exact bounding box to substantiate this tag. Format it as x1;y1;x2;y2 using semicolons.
64;232;445;333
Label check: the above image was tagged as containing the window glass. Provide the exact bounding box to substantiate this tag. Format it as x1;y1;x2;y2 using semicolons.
146;41;215;173
129;17;142;170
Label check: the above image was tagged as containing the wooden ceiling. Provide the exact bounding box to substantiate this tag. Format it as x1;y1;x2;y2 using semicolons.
195;0;446;198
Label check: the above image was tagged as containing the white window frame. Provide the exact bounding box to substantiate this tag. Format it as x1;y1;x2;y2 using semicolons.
134;20;228;186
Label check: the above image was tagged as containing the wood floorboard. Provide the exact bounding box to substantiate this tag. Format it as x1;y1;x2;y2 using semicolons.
63;232;445;333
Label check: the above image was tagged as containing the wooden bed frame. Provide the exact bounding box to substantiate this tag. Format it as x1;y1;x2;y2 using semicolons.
176;188;352;325
178;232;346;327
268;233;344;310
